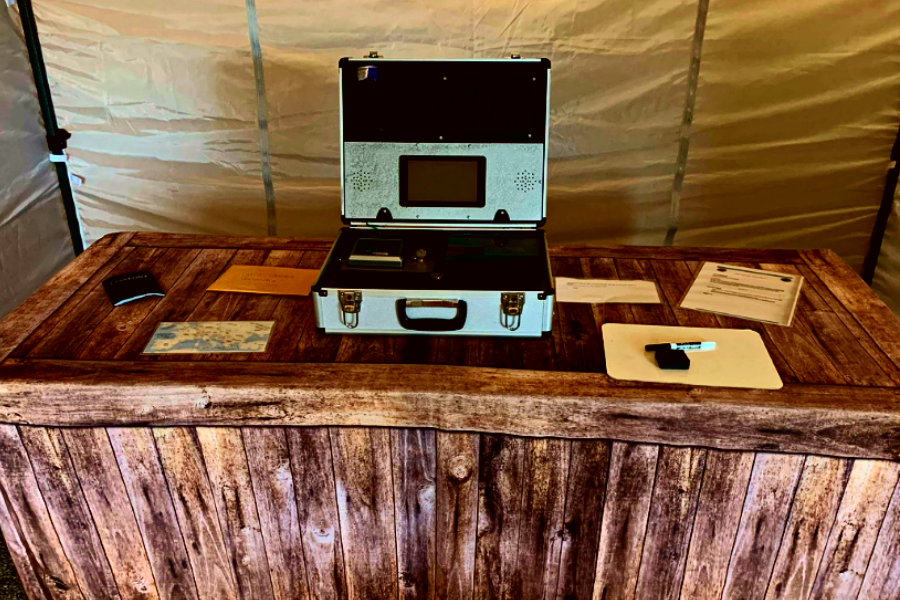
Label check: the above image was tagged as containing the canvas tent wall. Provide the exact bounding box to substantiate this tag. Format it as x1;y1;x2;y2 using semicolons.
0;5;73;318
1;0;899;316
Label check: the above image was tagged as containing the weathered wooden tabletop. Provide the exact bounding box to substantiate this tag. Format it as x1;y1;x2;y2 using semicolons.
1;232;899;459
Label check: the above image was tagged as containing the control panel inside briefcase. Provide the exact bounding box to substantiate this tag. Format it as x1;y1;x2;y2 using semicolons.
313;56;554;337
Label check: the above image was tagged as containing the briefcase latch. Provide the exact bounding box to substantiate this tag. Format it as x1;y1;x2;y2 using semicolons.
339;290;362;329
500;292;525;331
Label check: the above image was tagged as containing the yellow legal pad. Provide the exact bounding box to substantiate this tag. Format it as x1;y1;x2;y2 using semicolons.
207;265;319;296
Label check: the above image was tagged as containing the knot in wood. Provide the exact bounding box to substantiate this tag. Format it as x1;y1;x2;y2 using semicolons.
116;321;130;332
448;455;472;481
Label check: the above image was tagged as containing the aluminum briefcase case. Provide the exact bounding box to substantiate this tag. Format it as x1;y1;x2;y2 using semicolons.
312;56;554;337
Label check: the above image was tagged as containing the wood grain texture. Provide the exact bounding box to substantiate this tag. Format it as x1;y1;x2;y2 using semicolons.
392;429;436;600
858;476;900;599
3;359;900;460
720;453;805;600
128;233;334;250
242;427;311;600
153;428;240;599
2;235;900;600
62;428;160;599
555;440;611;600
0;425;83;599
0;232;134;362
18;427;122;599
592;443;659;600
0;472;52;600
196;427;275;600
107;427;200;600
511;438;569;600
634;447;706;600
74;248;202;360
474;434;525;600
329;428;399;600
809;460;900;599
764;456;850;600
679;450;755;600
286;428;347;600
435;432;479;600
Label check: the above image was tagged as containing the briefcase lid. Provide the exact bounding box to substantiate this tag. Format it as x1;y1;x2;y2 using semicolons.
339;57;550;228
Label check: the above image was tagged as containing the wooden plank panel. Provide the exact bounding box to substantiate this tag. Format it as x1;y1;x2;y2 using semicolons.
435;432;479;600
550;257;603;373
196;428;276;600
74;248;203;360
764;456;851;600
153;428;240;599
614;259;678;327
329;428;398;600
242;428;311;600
679;450;755;600
128;233;333;251
474;434;525;600
18;427;122;599
801;249;900;367
0;425;83;599
107;428;200;600
511;438;570;600
63;428;160;600
635;447;707;600
11;245;134;358
26;248;164;359
809;460;900;599
286;428;346;600
554;440;611;600
115;249;237;359
392;429;437;600
791;260;900;383
592;442;659;600
251;251;325;363
857;477;900;599
651;260;722;328
0;475;51;600
720;453;805;600
0;232;134;362
803;311;896;387
764;312;847;385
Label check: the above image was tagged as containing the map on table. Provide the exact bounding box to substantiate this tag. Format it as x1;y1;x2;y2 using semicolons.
142;321;274;354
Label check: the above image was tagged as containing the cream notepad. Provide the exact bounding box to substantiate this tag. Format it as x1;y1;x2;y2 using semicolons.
602;323;783;390
208;266;319;296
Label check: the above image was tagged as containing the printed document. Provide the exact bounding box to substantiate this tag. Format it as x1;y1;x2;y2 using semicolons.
556;278;661;304
680;263;803;326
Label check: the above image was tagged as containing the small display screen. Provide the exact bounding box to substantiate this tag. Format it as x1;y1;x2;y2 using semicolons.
400;156;486;207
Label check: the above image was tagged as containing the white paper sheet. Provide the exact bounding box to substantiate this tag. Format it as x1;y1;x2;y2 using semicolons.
680;263;803;326
556;278;661;304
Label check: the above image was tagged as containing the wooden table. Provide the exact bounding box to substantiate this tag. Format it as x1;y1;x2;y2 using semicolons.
1;232;899;600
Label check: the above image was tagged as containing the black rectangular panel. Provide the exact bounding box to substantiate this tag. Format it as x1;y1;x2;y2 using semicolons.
341;59;549;144
400;156;486;207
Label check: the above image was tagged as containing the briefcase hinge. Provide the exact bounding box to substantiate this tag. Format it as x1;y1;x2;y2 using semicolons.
500;292;525;331
339;290;362;329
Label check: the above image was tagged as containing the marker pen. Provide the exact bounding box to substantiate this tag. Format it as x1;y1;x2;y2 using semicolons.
644;341;716;352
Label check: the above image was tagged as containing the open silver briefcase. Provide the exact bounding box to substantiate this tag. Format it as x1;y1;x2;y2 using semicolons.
312;56;554;337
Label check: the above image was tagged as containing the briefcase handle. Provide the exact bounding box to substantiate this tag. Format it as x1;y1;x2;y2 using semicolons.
396;299;468;332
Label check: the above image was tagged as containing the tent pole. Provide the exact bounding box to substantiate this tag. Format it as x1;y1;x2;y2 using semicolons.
862;126;900;285
16;0;84;255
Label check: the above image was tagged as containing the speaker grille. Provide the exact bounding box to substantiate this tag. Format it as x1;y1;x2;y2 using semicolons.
515;171;539;193
349;171;375;191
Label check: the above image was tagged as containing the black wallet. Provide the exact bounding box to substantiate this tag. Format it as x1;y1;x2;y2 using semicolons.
102;271;165;306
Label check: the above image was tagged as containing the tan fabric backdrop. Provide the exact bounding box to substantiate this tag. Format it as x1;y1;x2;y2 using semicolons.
19;0;900;304
0;6;73;317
